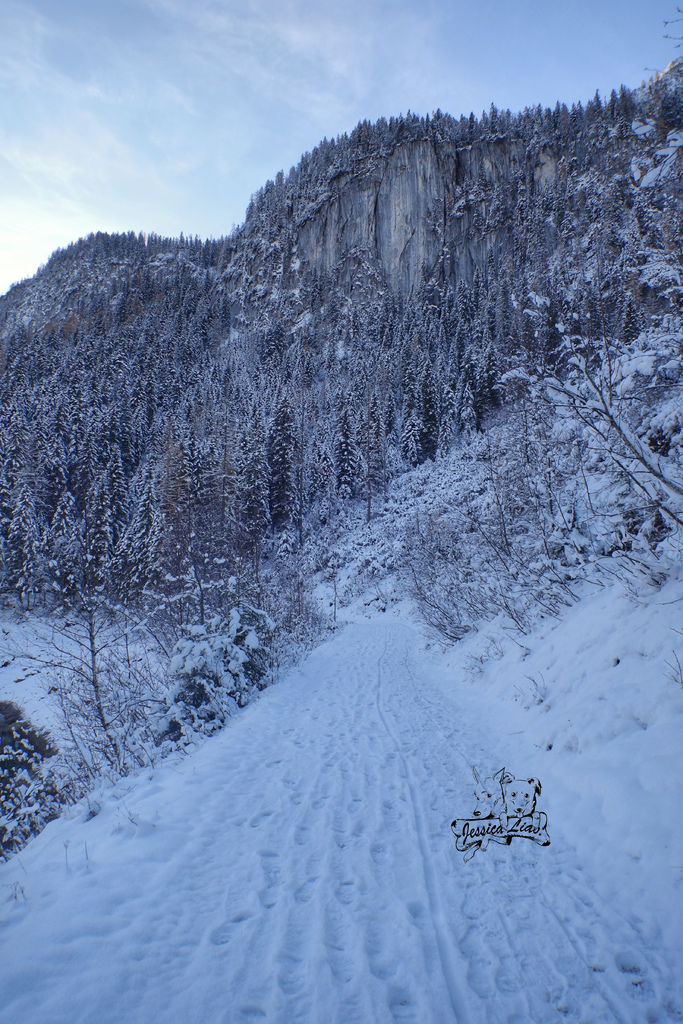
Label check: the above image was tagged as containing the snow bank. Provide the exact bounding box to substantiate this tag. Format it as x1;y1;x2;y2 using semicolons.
434;568;683;966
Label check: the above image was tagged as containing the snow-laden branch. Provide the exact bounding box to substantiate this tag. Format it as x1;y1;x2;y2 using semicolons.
547;334;683;528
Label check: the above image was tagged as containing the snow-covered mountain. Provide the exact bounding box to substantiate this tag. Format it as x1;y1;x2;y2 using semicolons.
0;57;683;1024
2;61;682;333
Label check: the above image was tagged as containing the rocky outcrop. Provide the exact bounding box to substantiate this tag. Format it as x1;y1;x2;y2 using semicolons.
292;136;532;296
217;130;550;328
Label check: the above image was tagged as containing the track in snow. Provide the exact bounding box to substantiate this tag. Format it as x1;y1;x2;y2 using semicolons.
1;619;680;1024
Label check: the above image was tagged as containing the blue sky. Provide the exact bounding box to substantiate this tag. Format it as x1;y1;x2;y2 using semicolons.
0;0;678;295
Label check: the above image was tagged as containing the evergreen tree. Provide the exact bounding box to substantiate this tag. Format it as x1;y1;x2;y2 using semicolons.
239;417;271;576
621;298;640;345
335;404;358;500
438;379;458;456
7;483;43;607
419;363;440;461
268;397;296;530
309;436;335;524
115;470;163;599
107;445;129;550
360;388;386;521
458;381;477;435
401;409;422;466
474;335;499;416
48;489;79;600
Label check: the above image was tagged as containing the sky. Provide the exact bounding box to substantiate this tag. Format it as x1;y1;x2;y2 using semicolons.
0;0;678;296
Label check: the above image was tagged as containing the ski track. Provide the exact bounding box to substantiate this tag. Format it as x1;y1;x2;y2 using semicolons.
1;619;680;1024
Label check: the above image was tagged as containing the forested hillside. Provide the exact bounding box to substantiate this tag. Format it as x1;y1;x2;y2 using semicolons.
1;59;682;856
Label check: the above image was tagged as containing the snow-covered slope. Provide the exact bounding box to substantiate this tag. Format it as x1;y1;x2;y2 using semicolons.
1;582;681;1023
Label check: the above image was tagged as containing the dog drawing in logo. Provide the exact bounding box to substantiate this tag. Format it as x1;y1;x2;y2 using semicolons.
469;767;514;854
471;766;511;818
502;776;542;818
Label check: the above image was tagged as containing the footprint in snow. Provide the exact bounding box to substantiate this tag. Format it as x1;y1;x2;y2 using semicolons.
238;1007;267;1020
209;910;253;946
334;880;355;906
248;810;274;828
370;841;387;865
258;850;280;908
363;914;400;982
277;952;305;996
615;952;655;1001
388;985;417;1022
467;955;494;999
406;901;425;925
294;824;309;846
494;955;523;994
294;876;318;904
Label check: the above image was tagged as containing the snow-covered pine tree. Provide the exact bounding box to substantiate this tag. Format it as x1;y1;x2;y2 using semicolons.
239;415;271;577
164;597;272;741
335;403;358;500
268;396;296;531
6;482;43;608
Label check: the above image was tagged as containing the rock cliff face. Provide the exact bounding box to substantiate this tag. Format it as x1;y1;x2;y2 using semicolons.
294;136;532;296
222;115;637;327
296;140;452;295
213;129;548;329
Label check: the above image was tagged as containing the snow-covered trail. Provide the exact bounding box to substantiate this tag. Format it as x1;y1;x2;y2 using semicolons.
1;618;679;1023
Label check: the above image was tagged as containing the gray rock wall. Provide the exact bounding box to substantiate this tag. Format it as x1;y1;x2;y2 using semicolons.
293;135;532;297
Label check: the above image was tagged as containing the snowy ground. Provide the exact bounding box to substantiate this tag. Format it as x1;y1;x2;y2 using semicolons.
0;618;64;736
1;577;682;1023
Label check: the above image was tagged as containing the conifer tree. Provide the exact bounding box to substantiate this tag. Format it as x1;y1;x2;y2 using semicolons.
401;409;422;467
115;470;163;600
239;417;270;577
309;436;335;523
268;397;296;530
107;445;129;550
475;335;499;415
7;483;43;608
438;379;458;456
335;404;358;500
360;387;386;521
621;297;640;345
419;363;440;461
458;381;477;435
49;488;79;600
